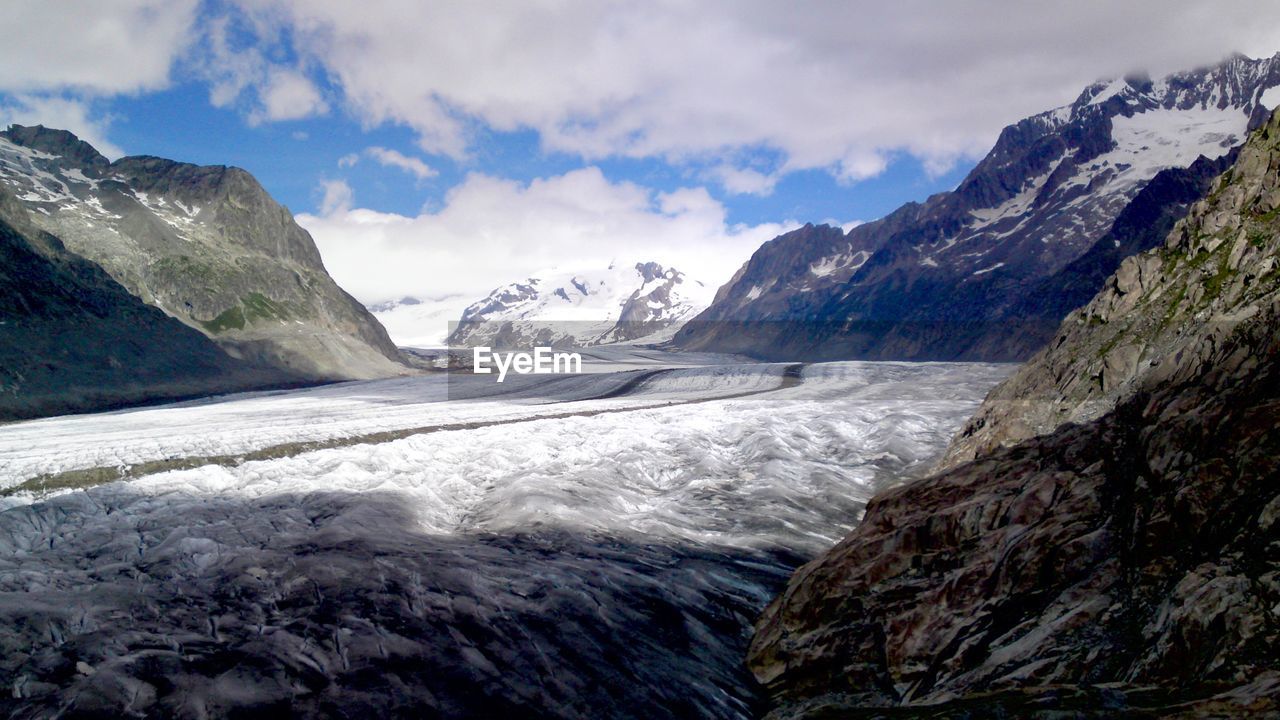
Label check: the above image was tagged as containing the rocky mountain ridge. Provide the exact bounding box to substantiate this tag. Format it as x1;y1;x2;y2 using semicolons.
678;53;1280;361
0;125;406;383
744;106;1280;718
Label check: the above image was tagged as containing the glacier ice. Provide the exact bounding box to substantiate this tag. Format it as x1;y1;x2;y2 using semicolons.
0;359;1008;718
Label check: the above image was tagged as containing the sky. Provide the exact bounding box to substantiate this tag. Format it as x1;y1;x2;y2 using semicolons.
2;0;1279;305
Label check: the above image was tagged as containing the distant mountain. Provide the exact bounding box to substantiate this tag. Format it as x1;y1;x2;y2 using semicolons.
0;125;407;381
448;261;712;348
677;53;1280;361
367;294;473;349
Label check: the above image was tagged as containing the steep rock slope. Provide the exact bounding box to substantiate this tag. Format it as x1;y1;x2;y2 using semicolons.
0;188;298;420
678;54;1280;361
1001;151;1237;348
448;261;711;347
0;125;406;381
745;109;1280;718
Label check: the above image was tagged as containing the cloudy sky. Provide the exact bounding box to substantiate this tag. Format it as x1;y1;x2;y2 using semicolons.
3;0;1279;304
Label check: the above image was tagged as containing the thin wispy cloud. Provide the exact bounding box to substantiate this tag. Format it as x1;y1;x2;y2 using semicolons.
363;146;437;180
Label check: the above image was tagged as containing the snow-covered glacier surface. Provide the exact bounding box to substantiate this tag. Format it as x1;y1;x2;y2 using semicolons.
0;359;1008;718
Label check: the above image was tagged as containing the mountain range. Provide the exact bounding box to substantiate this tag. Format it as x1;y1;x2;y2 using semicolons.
2;46;1279;718
677;53;1280;361
445;261;711;348
7;54;1280;417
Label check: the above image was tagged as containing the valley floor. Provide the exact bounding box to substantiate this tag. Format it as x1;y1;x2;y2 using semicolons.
0;352;1008;718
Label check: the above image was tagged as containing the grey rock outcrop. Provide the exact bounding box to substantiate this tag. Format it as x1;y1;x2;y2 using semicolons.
745;108;1280;718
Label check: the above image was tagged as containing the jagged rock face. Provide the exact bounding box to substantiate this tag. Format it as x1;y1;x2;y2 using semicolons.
0;188;298;420
746;108;1280;718
0;125;406;381
748;317;1280;717
943;106;1280;469
447;261;712;348
678;54;1280;361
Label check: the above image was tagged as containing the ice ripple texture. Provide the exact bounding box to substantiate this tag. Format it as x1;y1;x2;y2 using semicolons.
0;361;1008;719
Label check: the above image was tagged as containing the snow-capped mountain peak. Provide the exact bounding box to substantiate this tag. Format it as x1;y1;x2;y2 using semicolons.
448;261;712;347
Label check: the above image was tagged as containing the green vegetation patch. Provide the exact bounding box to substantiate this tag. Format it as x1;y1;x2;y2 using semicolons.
1095;327;1125;360
150;255;222;287
201;304;245;333
1196;234;1241;307
242;292;289;322
1159;245;1185;275
199;293;291;333
1154;283;1188;336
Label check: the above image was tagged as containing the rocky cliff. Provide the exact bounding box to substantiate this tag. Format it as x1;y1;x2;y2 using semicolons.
746;109;1280;717
678;54;1280;361
0;125;406;382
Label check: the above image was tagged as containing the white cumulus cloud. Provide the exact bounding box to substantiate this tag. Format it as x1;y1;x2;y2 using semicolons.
231;0;1280;187
317;178;354;215
202;14;328;126
0;0;200;158
298;167;791;305
249;67;328;125
0;0;199;95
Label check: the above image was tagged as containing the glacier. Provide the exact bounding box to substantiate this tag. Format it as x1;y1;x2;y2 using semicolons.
0;357;1008;718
